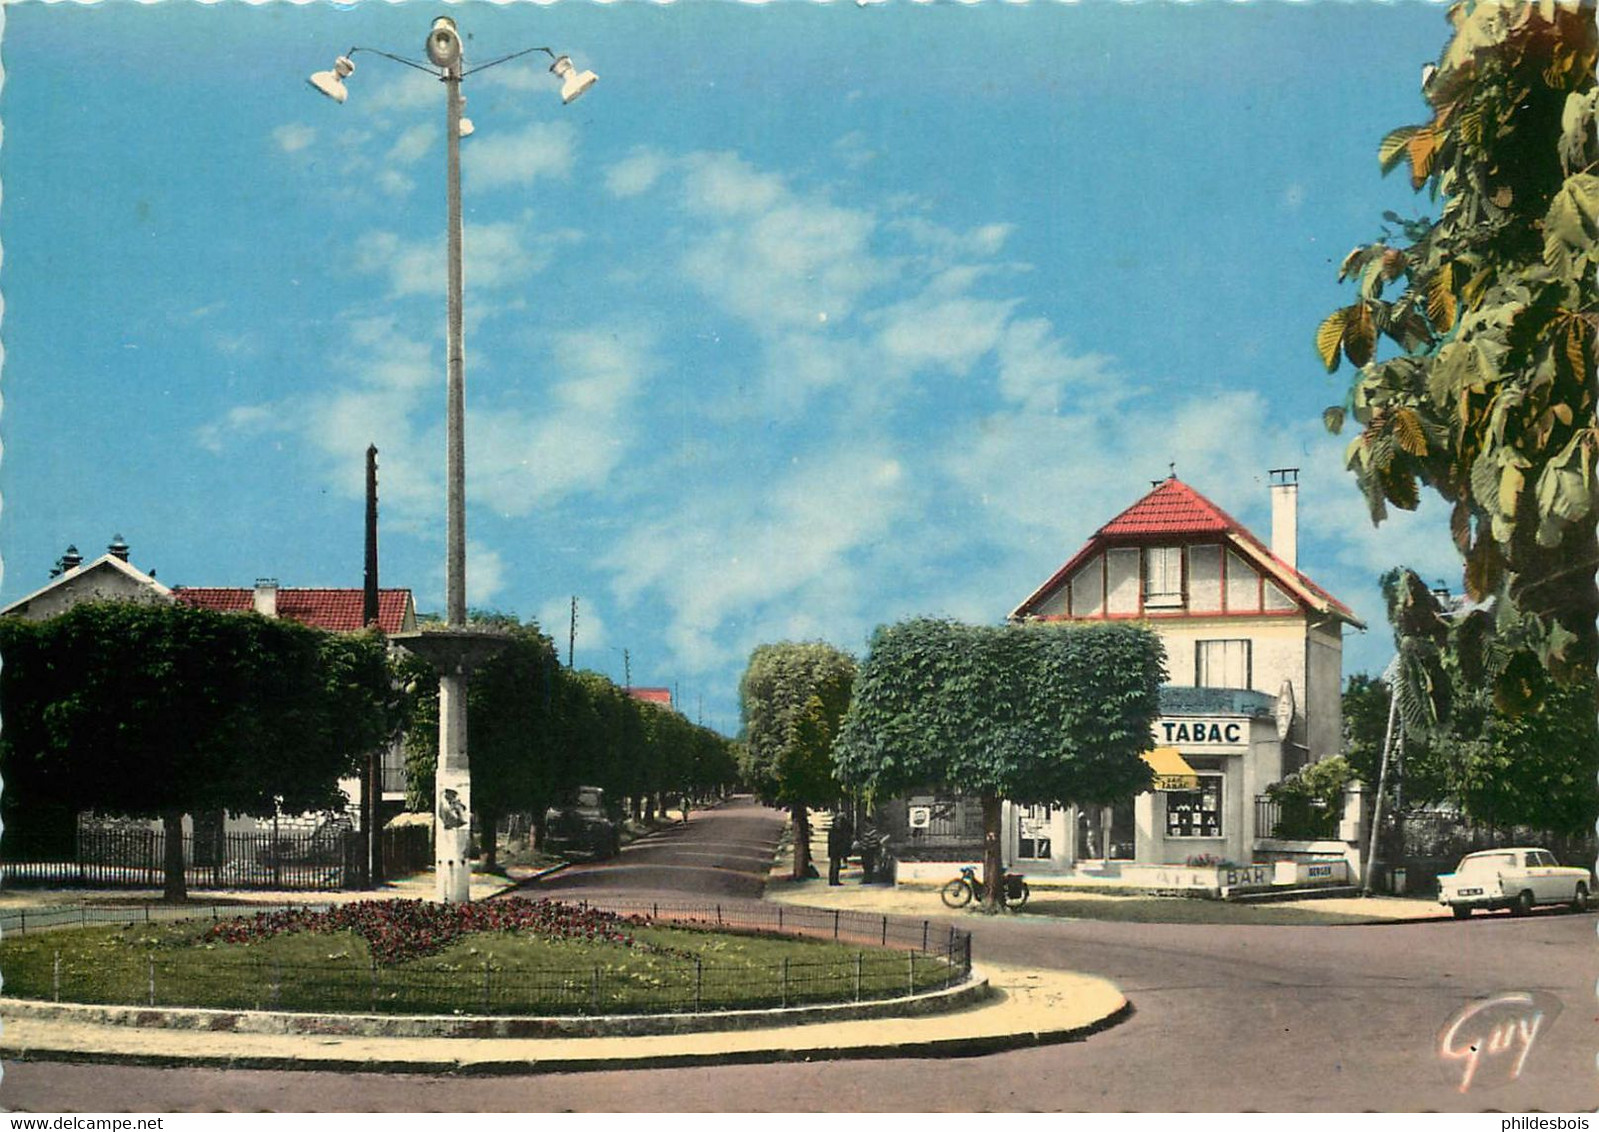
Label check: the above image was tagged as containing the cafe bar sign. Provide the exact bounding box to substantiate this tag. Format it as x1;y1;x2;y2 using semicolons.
1142;747;1200;792
1154;717;1246;747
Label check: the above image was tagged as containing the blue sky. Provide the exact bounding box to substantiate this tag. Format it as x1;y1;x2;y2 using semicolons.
1;0;1463;733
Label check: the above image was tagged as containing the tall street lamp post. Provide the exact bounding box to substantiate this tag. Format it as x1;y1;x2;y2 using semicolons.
310;18;596;903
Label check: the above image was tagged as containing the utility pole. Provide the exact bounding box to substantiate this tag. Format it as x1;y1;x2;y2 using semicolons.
363;444;383;888
568;595;577;669
1363;674;1401;897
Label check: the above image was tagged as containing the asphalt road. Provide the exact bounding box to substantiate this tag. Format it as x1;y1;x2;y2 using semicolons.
4;798;1594;1112
514;800;785;901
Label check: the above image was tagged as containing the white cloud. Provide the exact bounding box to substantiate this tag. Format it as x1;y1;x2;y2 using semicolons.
875;293;1016;377
832;130;877;172
995;317;1122;412
196;404;283;453
273;124;316;154
582;145;1205;680
540;595;608;659
605;148;670;198
467;541;508;609
387;123;436;167
942;389;1286;564
888;215;1015;259
470;326;659;517
476;64;570;96
606;448;913;673
356;70;441;118
680;195;885;332
466;219;572;291
351;217;565;298
465;121;577;190
375;168;415;198
680;152;787;218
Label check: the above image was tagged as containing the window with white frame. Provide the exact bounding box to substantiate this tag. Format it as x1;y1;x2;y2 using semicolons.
1196;639;1251;689
1016;804;1052;860
1144;546;1183;608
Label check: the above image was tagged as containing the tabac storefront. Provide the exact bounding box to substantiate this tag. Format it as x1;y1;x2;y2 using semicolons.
1001;686;1285;873
991;472;1361;878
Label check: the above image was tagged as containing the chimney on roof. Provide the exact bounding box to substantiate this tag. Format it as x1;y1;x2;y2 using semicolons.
1269;468;1299;570
52;545;84;577
254;578;279;618
107;535;130;562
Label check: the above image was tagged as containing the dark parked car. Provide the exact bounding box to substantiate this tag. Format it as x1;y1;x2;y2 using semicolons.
544;785;621;860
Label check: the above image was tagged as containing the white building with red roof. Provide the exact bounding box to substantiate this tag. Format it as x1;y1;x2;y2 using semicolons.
173;581;417;636
626;687;674;710
997;470;1365;875
2;546;420;824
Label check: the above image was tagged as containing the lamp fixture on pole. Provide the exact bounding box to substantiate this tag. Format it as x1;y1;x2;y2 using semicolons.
307;18;596;902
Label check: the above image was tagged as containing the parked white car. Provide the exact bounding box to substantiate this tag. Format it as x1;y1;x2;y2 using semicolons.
1437;848;1592;918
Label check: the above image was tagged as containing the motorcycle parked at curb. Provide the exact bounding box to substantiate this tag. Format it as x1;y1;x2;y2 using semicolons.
940;865;1030;910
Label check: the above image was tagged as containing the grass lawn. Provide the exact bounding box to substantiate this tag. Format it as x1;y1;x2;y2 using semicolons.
0;917;957;1015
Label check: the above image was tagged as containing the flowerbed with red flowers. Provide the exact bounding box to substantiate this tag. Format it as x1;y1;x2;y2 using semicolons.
199;897;646;965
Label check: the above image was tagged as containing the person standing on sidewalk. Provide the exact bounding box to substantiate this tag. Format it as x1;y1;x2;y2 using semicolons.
827;809;854;886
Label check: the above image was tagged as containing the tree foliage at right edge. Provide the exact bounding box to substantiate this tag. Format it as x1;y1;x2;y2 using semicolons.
1344;568;1598;838
1318;2;1599;686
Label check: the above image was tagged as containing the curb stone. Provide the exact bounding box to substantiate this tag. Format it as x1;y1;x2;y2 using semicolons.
0;1002;1136;1076
0;970;993;1039
0;965;1128;1075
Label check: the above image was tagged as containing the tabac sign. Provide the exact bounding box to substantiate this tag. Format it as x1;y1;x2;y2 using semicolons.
1153;717;1247;747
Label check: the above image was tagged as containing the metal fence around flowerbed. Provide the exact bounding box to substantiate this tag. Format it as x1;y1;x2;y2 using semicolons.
1;825;431;891
0;901;333;937
1;898;974;1017
542;895;970;958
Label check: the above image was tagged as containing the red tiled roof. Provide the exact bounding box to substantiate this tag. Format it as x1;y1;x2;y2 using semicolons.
1100;477;1239;537
173;588;414;635
1011;477;1362;626
628;687;673;707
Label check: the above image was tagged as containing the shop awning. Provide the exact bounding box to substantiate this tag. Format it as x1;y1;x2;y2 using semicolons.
1143;746;1200;791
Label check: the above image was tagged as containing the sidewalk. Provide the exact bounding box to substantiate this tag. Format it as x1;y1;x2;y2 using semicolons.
0;871;521;913
0;963;1126;1074
774;813;1448;924
767;877;1449;924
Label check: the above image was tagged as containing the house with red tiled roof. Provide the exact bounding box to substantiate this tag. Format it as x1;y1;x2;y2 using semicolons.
3;552;418;639
173;581;417;636
1002;470;1364;874
886;472;1366;882
2;547;420;831
172;582;416;810
626;687;674;709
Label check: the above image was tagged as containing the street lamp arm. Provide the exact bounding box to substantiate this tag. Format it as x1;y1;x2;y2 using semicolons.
346;46;441;77
460;45;556;78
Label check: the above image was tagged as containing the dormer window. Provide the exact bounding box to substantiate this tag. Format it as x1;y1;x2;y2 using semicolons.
1144;546;1183;609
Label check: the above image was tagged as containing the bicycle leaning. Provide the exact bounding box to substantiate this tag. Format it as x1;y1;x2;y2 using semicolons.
939;864;1030;910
